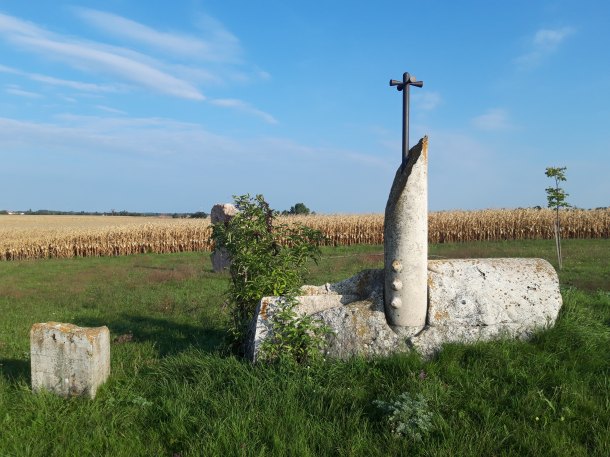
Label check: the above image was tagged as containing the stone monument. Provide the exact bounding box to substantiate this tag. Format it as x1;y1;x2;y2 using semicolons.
384;137;428;335
246;72;563;361
210;203;238;272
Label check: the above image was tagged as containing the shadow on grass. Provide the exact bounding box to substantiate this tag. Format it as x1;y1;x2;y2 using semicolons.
76;314;227;357
0;358;30;383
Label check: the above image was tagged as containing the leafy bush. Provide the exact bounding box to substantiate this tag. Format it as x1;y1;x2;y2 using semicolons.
212;194;324;355
258;297;331;364
373;392;435;441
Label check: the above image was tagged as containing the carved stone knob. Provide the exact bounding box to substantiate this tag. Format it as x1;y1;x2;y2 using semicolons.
391;260;403;273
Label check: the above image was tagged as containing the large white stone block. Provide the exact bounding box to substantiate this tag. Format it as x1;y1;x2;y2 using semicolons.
30;322;110;398
247;259;562;361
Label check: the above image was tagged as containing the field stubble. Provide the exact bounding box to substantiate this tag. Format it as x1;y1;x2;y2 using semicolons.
1;208;608;261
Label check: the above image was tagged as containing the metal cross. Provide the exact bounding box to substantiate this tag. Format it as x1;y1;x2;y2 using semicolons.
389;72;424;169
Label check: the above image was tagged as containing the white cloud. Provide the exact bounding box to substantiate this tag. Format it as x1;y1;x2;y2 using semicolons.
195;14;242;63
0;63;18;74
533;27;574;48
0;12;205;100
412;91;442;111
0;114;400;213
75;8;242;63
0;114;389;172
0;13;41;36
515;26;575;67
18;36;205;100
471;108;512;131
210;98;278;124
95;105;126;115
0;63;123;93
29;74;122;93
5;84;42;98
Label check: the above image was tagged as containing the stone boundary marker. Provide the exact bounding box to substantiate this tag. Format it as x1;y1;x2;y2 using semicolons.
30;322;110;398
210;203;238;272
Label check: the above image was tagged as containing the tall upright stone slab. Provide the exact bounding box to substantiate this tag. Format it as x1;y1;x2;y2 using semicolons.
30;322;110;398
384;136;428;333
210;203;238;272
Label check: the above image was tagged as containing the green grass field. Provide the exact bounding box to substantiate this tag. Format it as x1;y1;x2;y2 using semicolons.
0;240;608;456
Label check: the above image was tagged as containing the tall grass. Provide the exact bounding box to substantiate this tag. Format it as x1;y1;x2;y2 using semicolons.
0;241;608;455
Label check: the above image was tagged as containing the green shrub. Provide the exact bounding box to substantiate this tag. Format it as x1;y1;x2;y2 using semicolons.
258;297;331;365
211;194;324;356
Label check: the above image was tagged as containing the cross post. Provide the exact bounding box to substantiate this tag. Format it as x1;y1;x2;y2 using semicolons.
389;72;424;169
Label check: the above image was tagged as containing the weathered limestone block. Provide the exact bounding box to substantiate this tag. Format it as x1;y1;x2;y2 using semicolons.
411;258;563;357
210;203;238;272
384;137;428;331
247;259;562;361
30;322;110;398
247;270;405;360
210;203;238;224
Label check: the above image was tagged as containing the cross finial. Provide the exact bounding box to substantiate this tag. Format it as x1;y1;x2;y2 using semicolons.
389;72;424;169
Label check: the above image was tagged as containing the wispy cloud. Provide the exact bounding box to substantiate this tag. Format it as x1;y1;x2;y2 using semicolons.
0;63;122;93
210;98;278;124
5;84;42;98
471;108;512;131
515;26;575;67
95;105;126;115
0;63;18;74
412;91;442;111
75;8;242;63
29;74;122;93
0;114;396;213
0;12;205;100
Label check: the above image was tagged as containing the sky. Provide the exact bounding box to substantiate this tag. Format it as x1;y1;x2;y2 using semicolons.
0;0;608;214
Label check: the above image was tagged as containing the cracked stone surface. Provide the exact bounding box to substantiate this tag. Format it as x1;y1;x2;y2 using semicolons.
247;259;562;361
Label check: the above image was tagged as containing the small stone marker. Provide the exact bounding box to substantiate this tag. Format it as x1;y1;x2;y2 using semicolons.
30;322;110;398
210;203;238;272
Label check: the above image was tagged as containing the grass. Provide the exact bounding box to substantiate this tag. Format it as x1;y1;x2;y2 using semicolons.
0;239;608;456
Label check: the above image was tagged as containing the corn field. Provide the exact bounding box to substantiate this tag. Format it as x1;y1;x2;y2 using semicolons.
1;209;609;261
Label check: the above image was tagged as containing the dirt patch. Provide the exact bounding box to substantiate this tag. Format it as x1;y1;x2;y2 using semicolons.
0;285;28;299
363;253;384;265
68;266;120;294
113;332;134;344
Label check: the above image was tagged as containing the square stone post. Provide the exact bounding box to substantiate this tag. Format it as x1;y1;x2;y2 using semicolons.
30;322;110;398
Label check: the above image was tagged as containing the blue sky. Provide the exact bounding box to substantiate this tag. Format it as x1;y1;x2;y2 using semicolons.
0;0;608;213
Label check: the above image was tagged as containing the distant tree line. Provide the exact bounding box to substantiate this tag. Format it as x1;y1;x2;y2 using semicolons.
281;202;313;216
0;209;209;218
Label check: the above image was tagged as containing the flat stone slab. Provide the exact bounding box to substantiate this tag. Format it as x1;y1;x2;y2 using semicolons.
247;258;562;361
30;322;110;398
